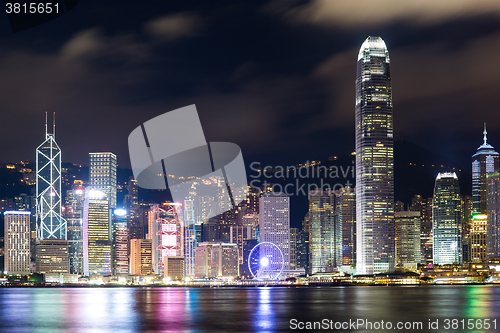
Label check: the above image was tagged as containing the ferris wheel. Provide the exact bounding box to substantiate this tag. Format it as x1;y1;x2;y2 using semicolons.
248;242;285;280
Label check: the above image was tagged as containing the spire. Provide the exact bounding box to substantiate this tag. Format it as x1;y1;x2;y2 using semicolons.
45;111;48;139
483;122;487;146
53;112;56;138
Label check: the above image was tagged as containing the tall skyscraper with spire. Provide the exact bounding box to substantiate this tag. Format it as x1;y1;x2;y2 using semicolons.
355;36;394;274
36;112;66;240
472;124;499;214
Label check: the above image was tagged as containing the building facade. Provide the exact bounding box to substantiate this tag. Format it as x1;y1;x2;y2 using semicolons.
394;211;421;266
433;173;462;265
336;187;356;266
130;239;153;275
64;188;85;274
210;243;238;278
194;242;214;278
89;152;117;209
112;208;129;275
355;36;395;274
164;256;185;280
487;172;500;259
259;193;290;270
309;190;339;273
35;239;69;274
83;189;111;276
4;211;31;275
470;214;488;262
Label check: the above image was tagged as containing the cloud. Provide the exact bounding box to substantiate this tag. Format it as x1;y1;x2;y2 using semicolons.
144;13;202;41
60;28;104;60
60;28;151;63
271;0;500;27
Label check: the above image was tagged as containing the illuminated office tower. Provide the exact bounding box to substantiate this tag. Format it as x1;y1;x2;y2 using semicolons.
194;242;214;278
64;188;85;274
394;211;421;266
487;172;500;258
472;124;499;214
89;152;117;208
164;256;184;280
461;195;473;262
4;211;31;275
35;239;69;274
289;228;298;270
230;217;258;269
297;214;310;272
36;113;66;240
308;190;338;273
83;189;112;276
336;187;356;266
149;203;183;275
210;243;239;278
355;36;394;274
433;173;462;265
184;199;197;277
259;193;290;270
408;195;434;265
470;214;487;262
130;239;153;275
112;208;129;275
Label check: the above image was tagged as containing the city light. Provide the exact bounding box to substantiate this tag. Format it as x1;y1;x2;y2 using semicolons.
114;208;127;216
260;257;269;267
88;189;105;199
3;211;31;215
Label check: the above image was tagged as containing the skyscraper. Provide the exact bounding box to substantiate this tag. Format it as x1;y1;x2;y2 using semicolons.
184;199;197;277
89;152;117;209
35;239;69;274
36;113;66;240
308;190;339;273
472;124;499;214
433;173;462;265
394;211;421;266
4;211;31;275
259;193;290;270
83;189;112;276
470;213;487;262
149;203;183;275
130;239;153;275
487;172;500;259
289;227;298;270
64;188;85;274
355;36;394;274
112;208;129;275
336;187;356;266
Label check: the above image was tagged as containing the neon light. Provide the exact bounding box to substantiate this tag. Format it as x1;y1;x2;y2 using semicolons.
75;189;84;195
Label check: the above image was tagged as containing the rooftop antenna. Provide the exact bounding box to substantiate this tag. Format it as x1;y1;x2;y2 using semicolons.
45;111;48;139
53;112;56;138
483;122;487;145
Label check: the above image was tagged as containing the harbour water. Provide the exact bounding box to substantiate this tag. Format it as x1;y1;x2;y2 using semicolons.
0;286;499;332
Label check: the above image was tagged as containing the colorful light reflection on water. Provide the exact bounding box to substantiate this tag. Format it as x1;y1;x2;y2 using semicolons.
0;286;499;332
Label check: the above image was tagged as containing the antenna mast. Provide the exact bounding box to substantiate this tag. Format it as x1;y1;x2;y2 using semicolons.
53;112;56;138
45;111;48;139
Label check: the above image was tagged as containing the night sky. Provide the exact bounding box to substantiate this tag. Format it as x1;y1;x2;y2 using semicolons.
1;0;499;170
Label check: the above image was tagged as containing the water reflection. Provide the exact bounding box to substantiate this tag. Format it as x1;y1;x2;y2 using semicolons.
0;286;499;333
